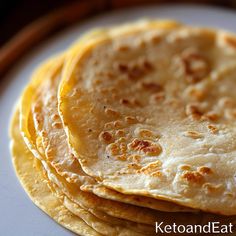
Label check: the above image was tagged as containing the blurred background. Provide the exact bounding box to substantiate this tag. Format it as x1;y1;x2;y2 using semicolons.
1;0;236;47
0;0;236;78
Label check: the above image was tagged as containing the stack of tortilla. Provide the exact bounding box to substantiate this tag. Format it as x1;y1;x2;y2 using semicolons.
10;20;236;235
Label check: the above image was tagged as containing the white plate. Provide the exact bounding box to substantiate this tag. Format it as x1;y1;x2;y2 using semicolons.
1;4;236;236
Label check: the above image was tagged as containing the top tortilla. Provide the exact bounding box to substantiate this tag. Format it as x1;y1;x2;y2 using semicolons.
59;20;236;215
30;28;196;213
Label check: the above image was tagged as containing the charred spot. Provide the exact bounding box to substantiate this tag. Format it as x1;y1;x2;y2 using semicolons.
99;131;113;143
141;81;163;93
182;171;204;184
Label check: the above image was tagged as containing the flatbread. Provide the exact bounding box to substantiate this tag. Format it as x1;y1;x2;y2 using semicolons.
18;56;159;232
31;46;195;213
10;109;100;236
59;20;236;215
10;19;236;236
14;106;146;236
26;64;236;235
34;128;147;236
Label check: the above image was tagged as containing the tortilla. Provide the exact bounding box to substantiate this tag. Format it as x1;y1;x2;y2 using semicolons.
59;20;236;215
10;20;236;235
10;109;100;236
20;45;227;232
19;56;160;231
31;47;196;213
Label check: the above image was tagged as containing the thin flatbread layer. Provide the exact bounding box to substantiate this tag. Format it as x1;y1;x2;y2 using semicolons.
31;75;236;235
10;109;100;236
19;57;158;233
59;20;236;215
37;143;148;236
34;125;148;236
32;45;195;213
20;35;234;231
33;92;153;236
